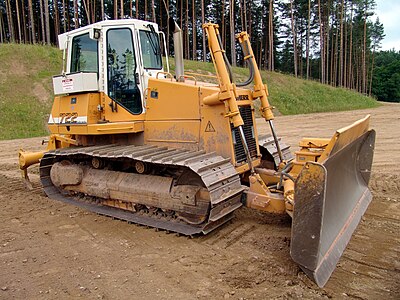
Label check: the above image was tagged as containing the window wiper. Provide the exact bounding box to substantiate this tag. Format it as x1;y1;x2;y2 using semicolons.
146;25;161;56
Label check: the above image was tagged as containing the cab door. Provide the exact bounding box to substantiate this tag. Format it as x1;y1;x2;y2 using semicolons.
104;26;144;115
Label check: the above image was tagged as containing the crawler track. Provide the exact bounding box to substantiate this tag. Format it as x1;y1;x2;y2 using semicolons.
39;144;246;235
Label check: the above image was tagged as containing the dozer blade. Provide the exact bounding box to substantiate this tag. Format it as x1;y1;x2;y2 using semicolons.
291;117;375;287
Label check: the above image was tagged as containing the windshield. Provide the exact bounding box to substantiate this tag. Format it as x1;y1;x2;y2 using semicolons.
139;30;162;70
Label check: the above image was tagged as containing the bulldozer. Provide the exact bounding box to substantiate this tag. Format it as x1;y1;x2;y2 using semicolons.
18;19;375;287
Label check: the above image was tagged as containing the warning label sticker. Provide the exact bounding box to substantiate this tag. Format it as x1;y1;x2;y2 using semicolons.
205;121;216;132
62;78;74;91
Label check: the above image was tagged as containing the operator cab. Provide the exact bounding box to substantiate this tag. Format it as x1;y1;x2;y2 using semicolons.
53;19;168;115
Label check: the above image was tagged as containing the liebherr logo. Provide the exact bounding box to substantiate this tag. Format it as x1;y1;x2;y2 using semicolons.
48;114;88;125
59;112;78;124
236;95;249;101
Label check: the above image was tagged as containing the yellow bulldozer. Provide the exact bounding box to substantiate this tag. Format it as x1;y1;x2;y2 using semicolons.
18;19;375;287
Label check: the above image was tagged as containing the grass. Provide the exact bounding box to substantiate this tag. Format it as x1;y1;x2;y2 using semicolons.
172;58;379;115
0;43;379;140
0;43;61;140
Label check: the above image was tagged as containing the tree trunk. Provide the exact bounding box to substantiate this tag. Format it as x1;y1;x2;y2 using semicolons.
159;0;162;36
179;0;183;33
67;0;71;31
100;0;105;21
348;2;353;89
114;0;118;19
343;0;347;88
243;0;247;32
15;0;22;42
5;0;13;41
326;1;330;84
299;23;303;78
201;0;206;61
318;0;324;83
152;0;156;22
362;4;367;94
136;0;138;18
121;0;124;19
239;0;244;31
329;18;334;86
306;0;311;79
222;0;226;49
92;0;96;23
333;16;339;87
247;2;252;38
166;0;170;55
0;9;4;43
54;0;60;38
62;0;67;31
82;0;91;24
192;0;196;60
22;0;28;42
269;0;274;71
44;0;50;43
368;49;375;96
185;0;189;59
230;0;236;66
290;0;298;77
28;0;36;43
74;0;79;28
339;0;344;87
261;3;266;69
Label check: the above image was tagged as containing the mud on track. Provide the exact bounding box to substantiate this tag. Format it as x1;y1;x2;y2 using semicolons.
0;103;399;299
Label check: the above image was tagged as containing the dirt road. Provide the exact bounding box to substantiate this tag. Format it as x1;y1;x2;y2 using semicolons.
0;103;399;299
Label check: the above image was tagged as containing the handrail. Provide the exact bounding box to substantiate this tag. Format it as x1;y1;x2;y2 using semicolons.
185;71;217;79
156;72;174;81
178;75;197;85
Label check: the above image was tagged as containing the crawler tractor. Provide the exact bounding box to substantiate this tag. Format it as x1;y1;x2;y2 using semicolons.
19;19;375;287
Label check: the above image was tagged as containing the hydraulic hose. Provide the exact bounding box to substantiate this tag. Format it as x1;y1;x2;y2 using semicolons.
217;33;234;83
278;162;294;189
236;41;255;87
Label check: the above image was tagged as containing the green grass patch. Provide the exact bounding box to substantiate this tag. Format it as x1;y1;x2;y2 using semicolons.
263;71;379;115
0;100;49;140
0;43;61;140
0;44;379;140
179;59;379;115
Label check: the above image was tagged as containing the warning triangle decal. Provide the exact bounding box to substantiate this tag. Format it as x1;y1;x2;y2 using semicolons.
205;121;216;132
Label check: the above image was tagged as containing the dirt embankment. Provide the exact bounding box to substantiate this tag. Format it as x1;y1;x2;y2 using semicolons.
0;103;399;299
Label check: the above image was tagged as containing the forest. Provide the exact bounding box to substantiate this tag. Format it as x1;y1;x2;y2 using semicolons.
0;0;398;102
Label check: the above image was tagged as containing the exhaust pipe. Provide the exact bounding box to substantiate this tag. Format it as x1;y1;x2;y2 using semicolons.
169;18;184;81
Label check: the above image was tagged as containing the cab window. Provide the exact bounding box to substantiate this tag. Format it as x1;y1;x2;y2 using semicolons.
70;33;98;73
107;28;142;114
139;30;162;69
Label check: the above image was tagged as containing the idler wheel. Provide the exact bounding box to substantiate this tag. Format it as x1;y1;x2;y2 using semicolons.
91;157;104;169
135;161;148;174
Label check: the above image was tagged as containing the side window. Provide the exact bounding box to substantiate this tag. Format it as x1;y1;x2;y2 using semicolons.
71;33;98;73
107;28;142;114
139;30;162;69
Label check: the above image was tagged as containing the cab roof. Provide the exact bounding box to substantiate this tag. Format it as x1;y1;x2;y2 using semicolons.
57;19;160;50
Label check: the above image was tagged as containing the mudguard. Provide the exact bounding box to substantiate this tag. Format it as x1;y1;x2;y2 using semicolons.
290;116;376;287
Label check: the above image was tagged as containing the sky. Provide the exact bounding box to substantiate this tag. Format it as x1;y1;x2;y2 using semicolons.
374;0;400;51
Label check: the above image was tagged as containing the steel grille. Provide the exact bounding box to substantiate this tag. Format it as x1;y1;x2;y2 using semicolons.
231;106;257;163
